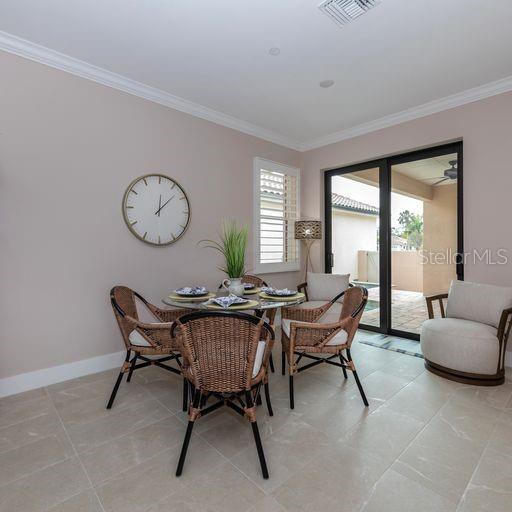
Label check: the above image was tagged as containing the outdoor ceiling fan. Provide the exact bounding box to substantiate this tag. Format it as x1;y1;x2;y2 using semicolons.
424;160;458;186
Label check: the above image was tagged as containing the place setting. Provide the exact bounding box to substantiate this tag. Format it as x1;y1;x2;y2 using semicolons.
259;286;305;302
242;282;260;295
167;286;215;302
204;293;259;310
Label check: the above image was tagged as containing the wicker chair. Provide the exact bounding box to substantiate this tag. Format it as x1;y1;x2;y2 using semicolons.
218;274;276;371
108;286;192;410
172;310;275;479
281;285;369;409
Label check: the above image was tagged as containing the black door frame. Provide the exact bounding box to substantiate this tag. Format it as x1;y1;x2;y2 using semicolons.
324;141;463;341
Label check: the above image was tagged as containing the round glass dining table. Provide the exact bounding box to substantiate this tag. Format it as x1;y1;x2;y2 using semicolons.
162;291;306;315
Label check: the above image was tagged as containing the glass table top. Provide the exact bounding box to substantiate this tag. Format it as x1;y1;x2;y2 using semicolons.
162;291;305;311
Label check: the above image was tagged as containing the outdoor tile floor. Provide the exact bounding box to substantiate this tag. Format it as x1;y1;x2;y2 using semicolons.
1;329;511;512
362;288;443;334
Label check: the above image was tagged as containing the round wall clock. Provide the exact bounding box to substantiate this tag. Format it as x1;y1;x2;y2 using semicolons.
122;174;190;246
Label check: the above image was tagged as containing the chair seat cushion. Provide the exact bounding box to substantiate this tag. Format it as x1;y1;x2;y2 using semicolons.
420;318;499;375
307;272;350;302
294;301;342;324
281;319;348;346
252;341;266;377
129;329;153;347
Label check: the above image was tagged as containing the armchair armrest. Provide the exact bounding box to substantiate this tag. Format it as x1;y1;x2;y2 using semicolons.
497;307;512;344
297;282;308;300
146;303;193;323
289;316;353;350
122;315;177;349
425;293;448;319
281;301;331;323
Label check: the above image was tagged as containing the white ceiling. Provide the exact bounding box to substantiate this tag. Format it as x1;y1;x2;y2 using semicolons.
1;0;512;149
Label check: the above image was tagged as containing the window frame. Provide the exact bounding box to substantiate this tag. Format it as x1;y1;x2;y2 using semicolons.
253;157;301;274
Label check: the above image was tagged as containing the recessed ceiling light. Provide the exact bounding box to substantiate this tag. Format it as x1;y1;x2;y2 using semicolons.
268;47;281;56
319;80;335;88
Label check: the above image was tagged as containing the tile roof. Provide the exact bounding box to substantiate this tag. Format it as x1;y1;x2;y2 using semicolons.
262;187;378;215
331;193;378;215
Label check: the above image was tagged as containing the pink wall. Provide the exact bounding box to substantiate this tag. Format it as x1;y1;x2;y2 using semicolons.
0;51;301;379
302;91;512;291
2;47;512;381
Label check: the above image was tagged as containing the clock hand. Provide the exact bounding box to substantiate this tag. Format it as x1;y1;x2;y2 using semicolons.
157;194;162;217
154;195;174;216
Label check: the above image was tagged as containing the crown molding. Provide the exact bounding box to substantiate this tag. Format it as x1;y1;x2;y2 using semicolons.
0;31;302;151
2;31;512;153
300;74;512;151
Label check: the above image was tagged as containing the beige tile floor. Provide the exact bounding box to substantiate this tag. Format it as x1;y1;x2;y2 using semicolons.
1;331;511;512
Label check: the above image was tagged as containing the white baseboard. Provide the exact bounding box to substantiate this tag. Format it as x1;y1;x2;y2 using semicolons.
0;350;125;398
1;348;511;399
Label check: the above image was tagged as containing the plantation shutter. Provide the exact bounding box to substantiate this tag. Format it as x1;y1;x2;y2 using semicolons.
257;166;299;268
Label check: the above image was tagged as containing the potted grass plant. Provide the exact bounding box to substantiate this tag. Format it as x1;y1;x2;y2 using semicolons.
199;221;248;296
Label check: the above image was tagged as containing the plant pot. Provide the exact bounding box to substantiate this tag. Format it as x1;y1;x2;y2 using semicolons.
222;278;245;297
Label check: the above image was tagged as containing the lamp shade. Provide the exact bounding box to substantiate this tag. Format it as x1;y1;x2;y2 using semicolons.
295;220;322;240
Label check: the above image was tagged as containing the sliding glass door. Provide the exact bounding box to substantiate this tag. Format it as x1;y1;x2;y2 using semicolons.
324;142;463;340
325;159;387;331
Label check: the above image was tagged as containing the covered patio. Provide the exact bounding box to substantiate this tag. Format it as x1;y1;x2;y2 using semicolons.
361;288;442;335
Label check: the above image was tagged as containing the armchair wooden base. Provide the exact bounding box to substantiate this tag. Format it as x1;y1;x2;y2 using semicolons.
423;290;511;387
424;359;505;386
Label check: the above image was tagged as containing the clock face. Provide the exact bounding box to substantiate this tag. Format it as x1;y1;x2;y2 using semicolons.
122;174;190;246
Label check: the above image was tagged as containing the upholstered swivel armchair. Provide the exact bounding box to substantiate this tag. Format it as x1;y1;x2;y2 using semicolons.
421;280;512;386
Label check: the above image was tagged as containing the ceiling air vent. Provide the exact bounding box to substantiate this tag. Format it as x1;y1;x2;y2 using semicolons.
318;0;381;27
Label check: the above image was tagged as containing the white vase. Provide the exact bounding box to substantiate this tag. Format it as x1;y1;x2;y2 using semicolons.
222;277;245;297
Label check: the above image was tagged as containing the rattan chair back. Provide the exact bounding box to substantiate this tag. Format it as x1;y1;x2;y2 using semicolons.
110;286;141;349
173;311;272;393
242;274;268;287
340;286;368;345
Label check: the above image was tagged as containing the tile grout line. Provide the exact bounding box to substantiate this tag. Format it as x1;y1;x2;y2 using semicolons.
118;380;244;512
359;384;505;512
454;405;507;512
143;371;298;499
0;451;75;489
353;371;466;511
43;386;108;512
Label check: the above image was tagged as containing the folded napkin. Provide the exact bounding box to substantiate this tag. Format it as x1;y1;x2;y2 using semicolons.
209;294;249;308
261;287;297;296
243;283;255;289
175;286;207;295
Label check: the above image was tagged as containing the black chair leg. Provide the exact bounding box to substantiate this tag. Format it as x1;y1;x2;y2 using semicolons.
289;375;294;409
182;378;188;412
106;351;130;409
353;370;369;407
127;354;137;382
269;354;275;373
251;421;269;479
347;349;369;407
176;389;201;476
245;391;269;479
281;351;286;375
339;354;348;379
264;382;273;416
